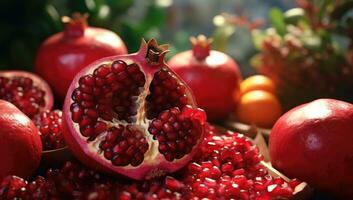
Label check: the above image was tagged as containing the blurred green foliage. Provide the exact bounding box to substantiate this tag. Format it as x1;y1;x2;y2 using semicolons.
0;0;166;71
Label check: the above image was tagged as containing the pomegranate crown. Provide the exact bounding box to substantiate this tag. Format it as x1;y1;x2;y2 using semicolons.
190;35;213;60
62;12;89;37
139;39;169;66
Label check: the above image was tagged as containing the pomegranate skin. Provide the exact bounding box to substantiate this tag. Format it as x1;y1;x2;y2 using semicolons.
35;14;127;101
168;36;242;121
269;98;353;199
0;100;42;179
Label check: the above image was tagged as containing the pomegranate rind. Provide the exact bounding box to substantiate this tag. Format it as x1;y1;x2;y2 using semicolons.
35;29;127;100
0;70;54;114
270;99;353;199
63;39;203;180
0;100;42;179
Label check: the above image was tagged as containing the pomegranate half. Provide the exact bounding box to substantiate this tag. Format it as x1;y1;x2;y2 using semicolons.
63;39;206;180
0;70;53;119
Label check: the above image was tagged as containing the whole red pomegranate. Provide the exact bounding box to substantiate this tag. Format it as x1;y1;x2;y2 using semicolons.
0;70;53;119
0;100;42;179
167;35;242;120
62;39;206;180
269;99;353;199
35;13;128;101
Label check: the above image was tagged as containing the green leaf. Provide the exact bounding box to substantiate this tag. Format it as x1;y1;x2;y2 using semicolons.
68;0;96;14
269;8;286;36
317;28;331;46
91;4;111;25
301;35;322;51
118;22;145;52
251;29;266;50
331;0;353;20
212;25;236;52
284;8;305;25
141;4;166;32
318;0;331;20
107;0;133;12
44;4;62;32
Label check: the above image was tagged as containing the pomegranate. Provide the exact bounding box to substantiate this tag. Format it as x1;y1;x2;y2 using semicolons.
33;110;66;151
62;39;206;180
0;100;42;179
269;99;353;199
35;13;128;101
167;35;242;121
0;71;53;119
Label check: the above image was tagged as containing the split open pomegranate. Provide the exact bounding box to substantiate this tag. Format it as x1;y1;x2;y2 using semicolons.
62;39;206;180
0;71;53;119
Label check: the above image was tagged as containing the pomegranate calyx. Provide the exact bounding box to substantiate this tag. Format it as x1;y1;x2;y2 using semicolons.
62;12;88;38
139;39;169;66
182;105;207;125
190;35;213;60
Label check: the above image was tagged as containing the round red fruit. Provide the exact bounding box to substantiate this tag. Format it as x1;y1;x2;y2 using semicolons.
0;70;53;119
168;35;242;121
0;100;42;179
62;39;206;180
269;99;353;199
35;13;128;101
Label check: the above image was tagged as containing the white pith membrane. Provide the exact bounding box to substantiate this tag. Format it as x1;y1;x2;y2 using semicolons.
69;46;203;173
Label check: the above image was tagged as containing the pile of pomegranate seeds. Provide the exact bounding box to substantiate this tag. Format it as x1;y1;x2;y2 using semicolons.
33;110;66;151
181;125;300;199
0;76;47;119
0;125;299;200
0;162;185;200
0;162;112;199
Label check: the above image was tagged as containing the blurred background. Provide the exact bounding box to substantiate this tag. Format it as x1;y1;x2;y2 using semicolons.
1;0;353;110
0;0;296;75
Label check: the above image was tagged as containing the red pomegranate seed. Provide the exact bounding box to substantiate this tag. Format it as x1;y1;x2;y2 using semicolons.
0;76;47;118
33;110;66;150
165;176;185;192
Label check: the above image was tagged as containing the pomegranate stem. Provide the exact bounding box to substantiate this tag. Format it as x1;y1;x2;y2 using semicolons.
62;13;88;38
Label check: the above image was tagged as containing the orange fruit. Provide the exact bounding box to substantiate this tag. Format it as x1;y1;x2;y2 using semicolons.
240;75;276;95
236;90;282;128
